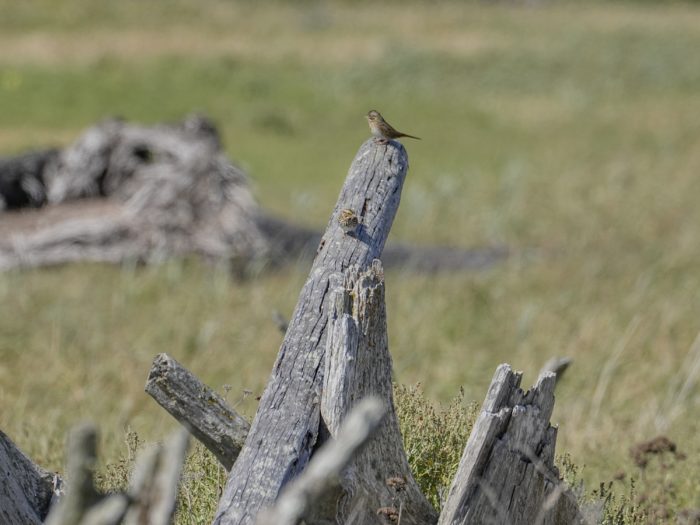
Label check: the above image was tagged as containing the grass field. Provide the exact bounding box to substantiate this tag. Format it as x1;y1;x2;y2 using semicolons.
1;0;700;521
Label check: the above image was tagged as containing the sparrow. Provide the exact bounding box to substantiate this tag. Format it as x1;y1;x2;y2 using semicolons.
366;110;420;144
338;208;360;235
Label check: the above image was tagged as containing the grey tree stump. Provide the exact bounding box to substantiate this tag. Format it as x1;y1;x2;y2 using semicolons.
438;365;584;525
257;397;387;525
0;430;58;525
145;352;250;470
320;261;436;524
214;138;410;524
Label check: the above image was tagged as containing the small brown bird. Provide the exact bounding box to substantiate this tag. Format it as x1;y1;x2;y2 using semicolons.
338;208;360;235
366;110;420;144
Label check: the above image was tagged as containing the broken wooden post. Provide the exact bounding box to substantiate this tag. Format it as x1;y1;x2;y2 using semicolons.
145;352;249;470
319;261;436;524
438;364;584;525
0;430;59;525
214;138;411;524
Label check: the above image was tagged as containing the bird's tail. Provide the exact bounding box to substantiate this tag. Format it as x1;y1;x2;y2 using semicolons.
399;133;421;140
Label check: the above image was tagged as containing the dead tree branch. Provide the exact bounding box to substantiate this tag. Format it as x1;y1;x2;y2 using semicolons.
145;352;249;470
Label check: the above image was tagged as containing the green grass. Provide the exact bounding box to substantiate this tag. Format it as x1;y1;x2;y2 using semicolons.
2;0;700;521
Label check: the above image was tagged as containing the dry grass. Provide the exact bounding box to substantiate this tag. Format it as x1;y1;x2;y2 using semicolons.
1;0;700;521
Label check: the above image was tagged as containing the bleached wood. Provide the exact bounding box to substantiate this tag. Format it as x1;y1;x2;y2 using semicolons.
214;138;410;524
438;364;584;525
319;261;437;524
0;430;58;525
145;352;249;470
256;397;386;525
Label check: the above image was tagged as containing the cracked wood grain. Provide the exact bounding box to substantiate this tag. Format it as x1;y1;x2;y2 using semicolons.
145;352;250;470
213;139;409;525
438;365;584;525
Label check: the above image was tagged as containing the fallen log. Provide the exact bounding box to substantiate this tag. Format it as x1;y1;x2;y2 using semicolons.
145;352;250;470
438;364;584;525
0;115;268;271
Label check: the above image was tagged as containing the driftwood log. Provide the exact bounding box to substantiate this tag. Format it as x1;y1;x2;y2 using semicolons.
438;365;584;525
0;115;507;273
0;115;267;271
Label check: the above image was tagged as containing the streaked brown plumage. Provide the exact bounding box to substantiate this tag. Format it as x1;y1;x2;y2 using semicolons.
338;208;360;234
366;110;420;144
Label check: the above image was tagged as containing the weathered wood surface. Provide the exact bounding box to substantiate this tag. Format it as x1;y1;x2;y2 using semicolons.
320;261;436;524
0;429;58;525
438;364;584;525
214;138;410;524
145;352;250;470
257;397;386;525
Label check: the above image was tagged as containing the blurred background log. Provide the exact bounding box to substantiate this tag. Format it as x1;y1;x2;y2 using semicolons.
0;115;506;274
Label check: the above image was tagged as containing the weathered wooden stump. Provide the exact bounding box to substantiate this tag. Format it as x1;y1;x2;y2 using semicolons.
319;261;436;523
214;138;416;524
438;365;584;525
0;131;580;525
